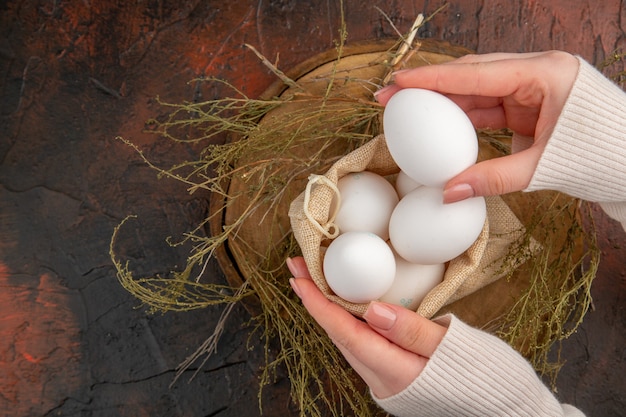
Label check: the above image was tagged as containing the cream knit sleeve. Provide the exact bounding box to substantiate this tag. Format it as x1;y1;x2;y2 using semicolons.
526;56;626;227
373;315;584;417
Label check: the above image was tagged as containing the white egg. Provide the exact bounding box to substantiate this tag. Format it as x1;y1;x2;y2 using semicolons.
383;88;478;187
395;170;422;198
323;231;396;303
379;254;445;311
389;186;486;264
331;171;399;240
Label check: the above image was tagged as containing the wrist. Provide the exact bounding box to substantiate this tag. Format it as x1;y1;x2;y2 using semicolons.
373;315;566;417
526;56;626;202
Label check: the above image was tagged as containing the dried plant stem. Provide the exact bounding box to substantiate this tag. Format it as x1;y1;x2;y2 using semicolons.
382;13;424;85
170;280;251;387
245;43;304;92
494;196;599;388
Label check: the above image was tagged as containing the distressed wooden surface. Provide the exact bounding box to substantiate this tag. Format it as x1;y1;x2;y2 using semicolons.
0;1;624;416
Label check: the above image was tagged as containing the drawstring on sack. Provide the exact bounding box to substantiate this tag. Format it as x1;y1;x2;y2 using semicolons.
303;174;341;239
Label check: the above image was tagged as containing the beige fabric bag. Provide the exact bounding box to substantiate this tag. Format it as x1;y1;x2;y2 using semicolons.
289;135;535;318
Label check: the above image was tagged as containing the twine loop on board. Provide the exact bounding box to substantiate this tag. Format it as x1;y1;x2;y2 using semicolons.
303;174;341;239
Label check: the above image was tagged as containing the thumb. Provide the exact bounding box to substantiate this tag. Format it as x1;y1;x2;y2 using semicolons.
443;147;543;203
363;301;447;358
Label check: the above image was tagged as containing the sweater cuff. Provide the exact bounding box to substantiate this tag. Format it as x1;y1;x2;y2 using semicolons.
598;201;626;231
373;315;580;417
526;56;626;202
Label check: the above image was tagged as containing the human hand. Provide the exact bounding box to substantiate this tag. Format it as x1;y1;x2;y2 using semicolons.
375;51;580;203
286;256;447;399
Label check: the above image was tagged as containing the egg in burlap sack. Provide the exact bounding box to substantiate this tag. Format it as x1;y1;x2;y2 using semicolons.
289;134;540;318
215;39;591;346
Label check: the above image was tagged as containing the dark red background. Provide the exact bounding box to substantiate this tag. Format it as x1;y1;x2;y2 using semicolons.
1;1;624;416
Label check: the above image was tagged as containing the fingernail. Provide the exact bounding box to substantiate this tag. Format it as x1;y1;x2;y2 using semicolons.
286;257;304;278
286;257;296;275
391;69;410;78
363;302;397;330
373;84;394;101
443;183;475;204
289;278;303;298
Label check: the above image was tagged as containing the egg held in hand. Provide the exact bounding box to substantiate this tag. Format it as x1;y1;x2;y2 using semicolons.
379;254;445;311
383;88;478;187
322;231;396;304
330;171;399;240
389;186;486;265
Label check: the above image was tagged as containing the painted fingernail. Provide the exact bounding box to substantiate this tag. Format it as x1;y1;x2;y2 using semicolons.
364;302;397;330
391;69;411;77
373;84;394;101
286;257;304;278
443;183;475;204
286;257;296;274
289;278;303;299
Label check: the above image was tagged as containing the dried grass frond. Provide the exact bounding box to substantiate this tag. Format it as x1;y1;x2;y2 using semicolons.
599;49;626;86
493;196;599;389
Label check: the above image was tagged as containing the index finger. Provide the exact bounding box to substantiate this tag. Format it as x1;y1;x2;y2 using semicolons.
393;58;527;99
392;51;550;97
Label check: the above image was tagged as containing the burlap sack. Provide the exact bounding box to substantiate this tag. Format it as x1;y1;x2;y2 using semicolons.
288;134;536;318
